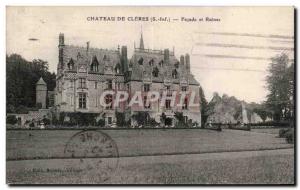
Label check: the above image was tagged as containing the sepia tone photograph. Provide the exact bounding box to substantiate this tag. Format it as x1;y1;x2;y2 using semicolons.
6;6;295;184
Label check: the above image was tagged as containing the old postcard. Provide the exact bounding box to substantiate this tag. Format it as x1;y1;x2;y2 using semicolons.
6;6;295;184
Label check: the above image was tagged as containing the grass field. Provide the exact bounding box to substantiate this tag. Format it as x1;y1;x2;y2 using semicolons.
6;128;295;184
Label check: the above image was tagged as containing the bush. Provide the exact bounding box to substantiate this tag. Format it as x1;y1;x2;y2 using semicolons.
285;130;294;144
6;115;17;125
279;129;289;138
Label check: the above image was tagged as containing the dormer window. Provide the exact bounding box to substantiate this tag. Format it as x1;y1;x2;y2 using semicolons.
172;69;178;79
90;56;99;72
67;58;75;70
115;64;121;74
159;60;164;67
152;67;159;77
149;59;154;66
138;57;144;65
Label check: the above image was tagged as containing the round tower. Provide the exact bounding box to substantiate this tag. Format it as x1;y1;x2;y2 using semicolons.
36;77;47;109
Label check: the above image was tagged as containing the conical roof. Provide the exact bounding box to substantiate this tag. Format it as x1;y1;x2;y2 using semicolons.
36;77;46;85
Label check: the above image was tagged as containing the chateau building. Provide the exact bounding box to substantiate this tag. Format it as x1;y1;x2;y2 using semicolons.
55;32;201;126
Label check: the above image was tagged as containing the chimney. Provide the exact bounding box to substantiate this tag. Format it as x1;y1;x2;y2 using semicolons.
121;46;128;72
180;55;185;66
185;53;190;73
86;41;90;52
59;33;64;46
164;49;170;64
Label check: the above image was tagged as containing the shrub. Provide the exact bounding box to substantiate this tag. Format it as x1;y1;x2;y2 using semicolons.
6;115;17;125
285;130;294;144
116;111;126;127
279;129;289;138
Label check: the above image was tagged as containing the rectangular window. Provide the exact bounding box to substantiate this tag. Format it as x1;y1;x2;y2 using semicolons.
144;96;151;109
94;82;97;89
183;116;188;123
70;95;73;106
70;80;74;88
181;86;187;91
107;117;112;125
144;84;150;92
78;93;87;109
165;100;171;109
107;80;113;89
79;78;86;88
183;98;188;110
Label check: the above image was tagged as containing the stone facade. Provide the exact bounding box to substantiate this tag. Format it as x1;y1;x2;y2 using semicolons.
55;33;201;127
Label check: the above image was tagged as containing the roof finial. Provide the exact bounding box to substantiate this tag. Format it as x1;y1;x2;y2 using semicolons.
139;25;144;50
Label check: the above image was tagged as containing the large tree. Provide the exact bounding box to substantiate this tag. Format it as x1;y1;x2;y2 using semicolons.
199;86;208;125
6;54;56;113
265;53;294;121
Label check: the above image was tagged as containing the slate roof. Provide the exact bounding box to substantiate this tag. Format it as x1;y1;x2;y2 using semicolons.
36;77;46;85
63;45;121;73
129;50;199;85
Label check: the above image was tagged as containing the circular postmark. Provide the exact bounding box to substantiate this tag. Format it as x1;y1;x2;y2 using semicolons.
64;130;119;183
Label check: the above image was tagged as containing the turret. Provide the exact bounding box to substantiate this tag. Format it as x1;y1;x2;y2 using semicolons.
185;53;190;73
139;31;144;50
36;77;47;109
164;49;170;64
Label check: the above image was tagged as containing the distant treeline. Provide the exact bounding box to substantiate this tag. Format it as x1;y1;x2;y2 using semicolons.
6;54;56;113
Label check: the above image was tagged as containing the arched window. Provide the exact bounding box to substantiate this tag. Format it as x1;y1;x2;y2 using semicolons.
172;69;178;79
152;67;159;77
67;58;75;70
138;57;144;65
91;56;99;72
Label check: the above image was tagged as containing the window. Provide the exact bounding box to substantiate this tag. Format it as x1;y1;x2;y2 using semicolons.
115;64;121;74
105;94;113;109
144;96;151;109
79;78;86;88
144;84;150;92
172;69;178;79
183;116;188;123
70;80;74;88
107;80;113;90
67;58;74;70
152;67;159;77
149;59;154;66
159;60;164;67
138;57;144;65
116;83;121;90
91;56;99;72
78;93;87;109
181;86;187;91
165;100;171;109
174;62;179;69
183;97;188;110
107;117;112;125
94;82;97;89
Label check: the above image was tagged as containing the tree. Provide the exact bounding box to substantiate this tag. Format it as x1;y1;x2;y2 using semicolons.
199;86;208;125
265;53;294;121
6;54;56;113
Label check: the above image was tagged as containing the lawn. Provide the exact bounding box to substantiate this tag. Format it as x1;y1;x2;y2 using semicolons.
7;129;293;160
6;128;295;184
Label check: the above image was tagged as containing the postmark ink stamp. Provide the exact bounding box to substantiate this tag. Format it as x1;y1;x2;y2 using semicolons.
64;130;119;183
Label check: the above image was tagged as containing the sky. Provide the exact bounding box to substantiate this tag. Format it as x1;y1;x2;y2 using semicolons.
6;6;294;103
